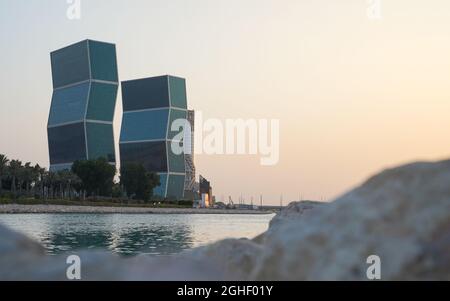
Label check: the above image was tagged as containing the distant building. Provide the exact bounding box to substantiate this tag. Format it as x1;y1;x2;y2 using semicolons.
119;75;188;200
47;39;119;171
199;175;213;208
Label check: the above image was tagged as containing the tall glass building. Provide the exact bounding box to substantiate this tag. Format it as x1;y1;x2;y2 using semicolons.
119;75;187;199
47;40;119;171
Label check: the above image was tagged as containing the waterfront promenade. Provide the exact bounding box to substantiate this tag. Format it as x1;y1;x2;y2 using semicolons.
0;204;273;215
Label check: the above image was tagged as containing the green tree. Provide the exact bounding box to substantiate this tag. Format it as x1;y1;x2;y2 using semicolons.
34;164;46;199
70;173;83;198
0;154;9;195
44;171;57;199
21;162;35;197
120;163;160;201
55;169;80;199
8;160;22;198
72;158;116;197
56;170;67;198
67;171;81;199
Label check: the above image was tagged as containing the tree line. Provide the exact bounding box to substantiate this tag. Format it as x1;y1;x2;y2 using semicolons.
0;154;160;201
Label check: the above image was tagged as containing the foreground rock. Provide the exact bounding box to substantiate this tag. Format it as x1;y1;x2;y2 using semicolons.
253;200;326;244
0;159;449;280
268;201;326;230
251;160;450;280
0;225;233;281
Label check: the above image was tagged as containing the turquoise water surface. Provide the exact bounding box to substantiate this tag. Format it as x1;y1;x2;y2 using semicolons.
0;213;274;256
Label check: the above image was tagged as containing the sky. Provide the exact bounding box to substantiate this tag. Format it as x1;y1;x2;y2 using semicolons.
1;0;450;205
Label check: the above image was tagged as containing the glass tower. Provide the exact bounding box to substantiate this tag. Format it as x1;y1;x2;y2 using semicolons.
119;75;187;199
47;39;119;171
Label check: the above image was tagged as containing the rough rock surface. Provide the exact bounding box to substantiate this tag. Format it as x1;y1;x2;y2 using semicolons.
0;159;449;280
185;238;265;279
268;201;326;230
252;160;450;280
253;200;326;244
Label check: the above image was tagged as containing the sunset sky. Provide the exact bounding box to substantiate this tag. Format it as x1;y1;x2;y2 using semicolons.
1;0;449;204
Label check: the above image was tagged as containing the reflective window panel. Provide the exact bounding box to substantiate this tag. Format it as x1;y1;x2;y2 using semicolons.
120;109;169;142
48;122;86;165
51;40;90;88
120;141;168;173
168;76;187;109
48;82;90;126
88;40;118;83
166;174;185;199
167;141;186;173
153;173;168;197
86;82;118;122
121;76;170;111
167;108;187;140
49;163;73;172
86;122;116;162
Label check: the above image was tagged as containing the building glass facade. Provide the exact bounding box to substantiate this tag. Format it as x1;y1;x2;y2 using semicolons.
47;40;119;171
120;75;188;199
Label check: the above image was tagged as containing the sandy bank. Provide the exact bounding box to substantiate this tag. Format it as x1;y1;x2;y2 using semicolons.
0;204;274;215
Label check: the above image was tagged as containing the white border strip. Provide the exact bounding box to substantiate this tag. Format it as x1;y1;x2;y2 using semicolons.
85;119;113;125
53;79;118;91
119;139;166;144
48;120;84;128
84;40;92;160
123;107;170;114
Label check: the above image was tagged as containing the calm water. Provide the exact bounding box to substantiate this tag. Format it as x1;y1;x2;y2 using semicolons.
0;214;274;256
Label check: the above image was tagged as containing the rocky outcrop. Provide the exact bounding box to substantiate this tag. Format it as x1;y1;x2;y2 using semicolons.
252;200;326;244
268;200;326;230
253;160;450;280
0;159;449;280
185;238;265;279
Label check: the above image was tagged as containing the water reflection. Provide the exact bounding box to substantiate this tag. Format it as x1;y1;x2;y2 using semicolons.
37;214;195;256
0;214;273;256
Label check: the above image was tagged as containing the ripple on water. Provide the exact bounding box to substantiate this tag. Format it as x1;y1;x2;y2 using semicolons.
0;213;274;256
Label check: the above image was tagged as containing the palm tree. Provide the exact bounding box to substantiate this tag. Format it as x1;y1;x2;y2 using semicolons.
58;170;78;199
34;164;46;199
70;173;82;199
17;162;30;196
28;164;40;197
54;171;64;199
45;171;58;199
0;154;9;195
21;162;34;197
8;160;22;199
57;170;70;198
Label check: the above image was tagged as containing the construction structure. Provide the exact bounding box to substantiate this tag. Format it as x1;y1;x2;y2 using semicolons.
198;175;213;208
183;110;196;199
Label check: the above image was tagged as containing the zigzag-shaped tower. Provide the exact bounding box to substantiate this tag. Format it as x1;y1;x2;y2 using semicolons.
47;39;119;171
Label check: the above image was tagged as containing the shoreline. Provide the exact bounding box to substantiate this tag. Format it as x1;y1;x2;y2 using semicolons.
0;204;275;215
